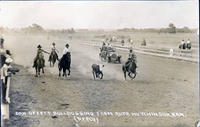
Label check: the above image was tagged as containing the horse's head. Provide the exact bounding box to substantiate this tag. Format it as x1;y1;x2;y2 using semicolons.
66;52;71;59
66;52;70;56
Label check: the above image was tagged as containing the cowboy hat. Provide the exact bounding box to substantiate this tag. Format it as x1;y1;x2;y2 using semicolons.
37;45;42;48
66;44;69;47
6;50;11;55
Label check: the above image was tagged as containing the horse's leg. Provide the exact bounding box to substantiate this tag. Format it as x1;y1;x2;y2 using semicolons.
99;71;103;79
124;72;127;80
63;68;67;77
68;68;70;76
59;67;61;77
38;68;40;76
128;72;131;79
95;72;99;78
59;71;61;77
42;67;44;73
122;66;126;80
35;67;38;77
92;71;96;80
64;70;67;77
53;61;55;67
62;69;65;77
132;73;136;79
54;59;56;67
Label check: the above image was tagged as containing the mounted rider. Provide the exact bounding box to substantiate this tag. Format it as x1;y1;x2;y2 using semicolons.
1;57;13;104
60;43;70;61
125;48;137;69
63;43;70;55
33;45;49;68
49;42;59;61
186;38;191;49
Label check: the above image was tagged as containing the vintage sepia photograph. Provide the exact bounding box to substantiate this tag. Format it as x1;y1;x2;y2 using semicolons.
0;1;199;127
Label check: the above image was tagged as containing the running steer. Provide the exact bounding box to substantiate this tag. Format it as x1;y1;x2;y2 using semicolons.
92;64;103;80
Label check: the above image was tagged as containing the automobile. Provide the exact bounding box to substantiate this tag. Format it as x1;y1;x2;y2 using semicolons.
107;50;121;63
99;47;121;63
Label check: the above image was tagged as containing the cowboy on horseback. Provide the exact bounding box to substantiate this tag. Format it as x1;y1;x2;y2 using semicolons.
122;49;137;80
61;43;70;61
58;43;71;77
186;39;191;50
33;45;49;68
49;42;59;61
125;49;137;69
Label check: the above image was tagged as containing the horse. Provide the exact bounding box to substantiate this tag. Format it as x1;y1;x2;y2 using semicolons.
49;50;58;67
58;52;71;77
92;64;103;80
122;60;137;80
35;52;45;77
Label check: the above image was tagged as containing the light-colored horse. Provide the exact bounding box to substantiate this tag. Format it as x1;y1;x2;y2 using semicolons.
49;50;58;67
35;52;45;77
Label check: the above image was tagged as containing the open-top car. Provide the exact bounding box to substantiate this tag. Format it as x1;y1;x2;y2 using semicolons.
99;47;121;63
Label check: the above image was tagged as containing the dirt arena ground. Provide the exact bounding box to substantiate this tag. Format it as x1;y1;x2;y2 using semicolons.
3;31;199;127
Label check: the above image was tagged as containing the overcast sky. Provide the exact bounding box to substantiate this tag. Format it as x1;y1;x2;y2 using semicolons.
0;1;199;29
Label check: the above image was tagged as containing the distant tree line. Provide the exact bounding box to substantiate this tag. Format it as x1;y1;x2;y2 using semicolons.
0;23;197;35
117;23;197;33
0;24;76;35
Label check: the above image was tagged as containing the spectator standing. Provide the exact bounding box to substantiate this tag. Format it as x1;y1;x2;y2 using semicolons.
1;58;13;104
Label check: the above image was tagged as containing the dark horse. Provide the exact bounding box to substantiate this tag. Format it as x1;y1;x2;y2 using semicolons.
35;52;45;77
49;50;58;67
92;64;103;80
58;52;71;77
122;60;137;80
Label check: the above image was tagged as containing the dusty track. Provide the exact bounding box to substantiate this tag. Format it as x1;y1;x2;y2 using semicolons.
5;35;199;127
